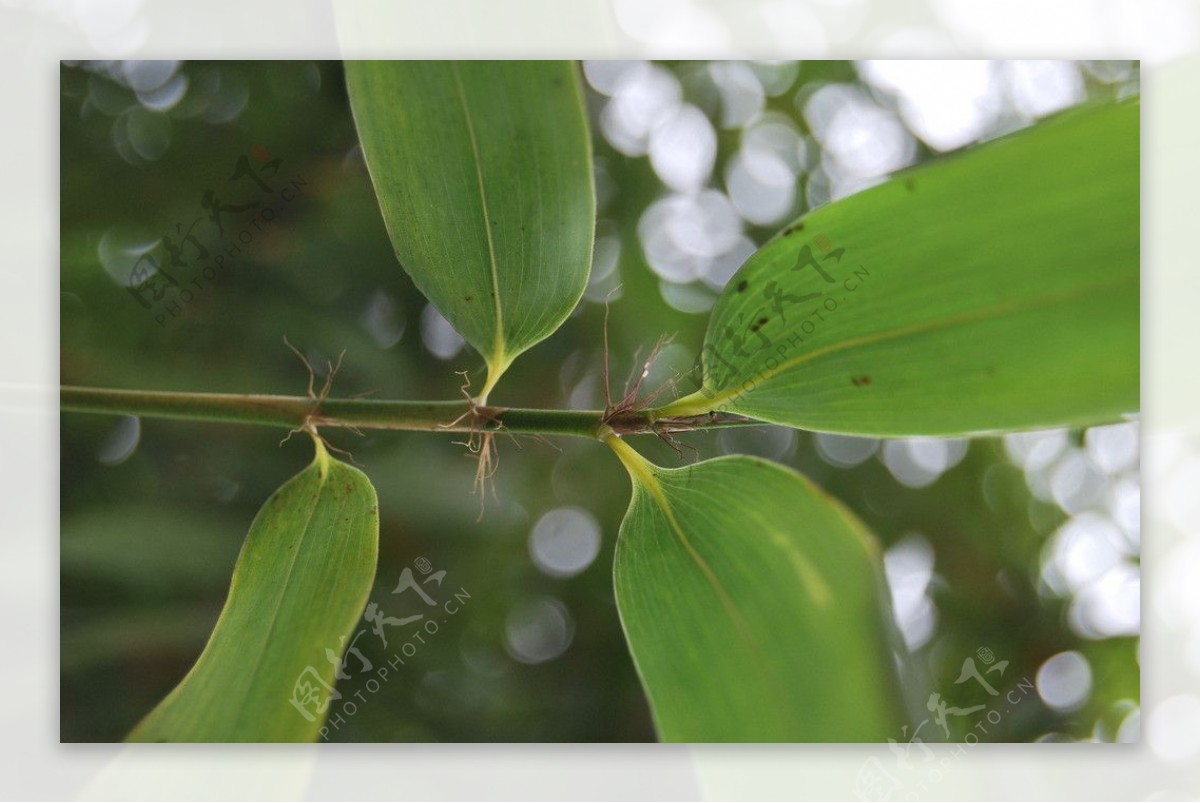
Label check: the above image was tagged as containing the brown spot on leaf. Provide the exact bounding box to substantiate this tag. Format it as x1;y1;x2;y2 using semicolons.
464;294;474;302
736;280;748;292
784;221;806;236
851;375;872;387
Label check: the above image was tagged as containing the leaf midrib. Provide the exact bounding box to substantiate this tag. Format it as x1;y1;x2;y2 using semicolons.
229;464;330;736
450;62;507;373
700;272;1136;409
632;469;791;729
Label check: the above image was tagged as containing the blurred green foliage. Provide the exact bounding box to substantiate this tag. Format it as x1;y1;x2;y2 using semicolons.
60;60;1138;743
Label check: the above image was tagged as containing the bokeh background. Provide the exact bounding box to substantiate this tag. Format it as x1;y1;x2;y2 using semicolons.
60;60;1140;743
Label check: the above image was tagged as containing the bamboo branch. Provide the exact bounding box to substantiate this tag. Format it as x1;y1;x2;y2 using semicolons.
60;386;758;440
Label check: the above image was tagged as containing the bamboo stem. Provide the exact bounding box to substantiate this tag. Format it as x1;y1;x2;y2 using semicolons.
60;386;758;440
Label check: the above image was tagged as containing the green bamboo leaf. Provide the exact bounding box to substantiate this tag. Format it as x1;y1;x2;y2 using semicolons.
660;99;1139;435
606;436;908;741
127;439;379;742
345;60;595;401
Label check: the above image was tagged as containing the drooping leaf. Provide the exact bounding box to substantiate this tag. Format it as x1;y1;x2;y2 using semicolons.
345;60;595;400
127;439;379;742
607;437;908;741
660;99;1139;435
